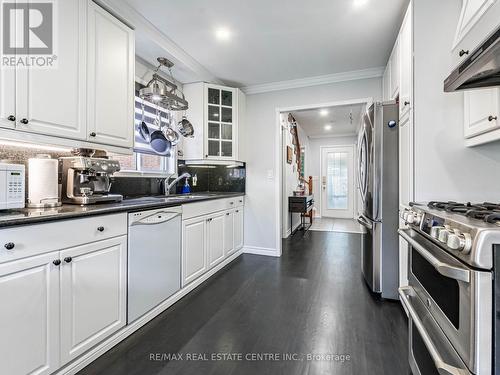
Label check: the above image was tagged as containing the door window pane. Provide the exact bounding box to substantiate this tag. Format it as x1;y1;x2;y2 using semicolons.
221;141;233;157
208;88;220;105
327;152;348;209
221;107;232;123
221;90;232;106
208;105;220;121
208;122;220;139
208;140;220;156
221;124;232;140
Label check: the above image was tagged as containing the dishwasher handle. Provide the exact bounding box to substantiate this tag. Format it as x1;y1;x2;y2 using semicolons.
130;211;181;226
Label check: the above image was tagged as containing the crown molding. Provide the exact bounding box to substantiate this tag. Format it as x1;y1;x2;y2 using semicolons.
242;66;384;95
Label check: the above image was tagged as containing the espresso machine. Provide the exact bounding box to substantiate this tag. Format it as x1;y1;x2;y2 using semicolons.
59;156;123;204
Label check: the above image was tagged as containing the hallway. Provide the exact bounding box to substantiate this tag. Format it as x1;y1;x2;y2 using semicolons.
79;232;409;375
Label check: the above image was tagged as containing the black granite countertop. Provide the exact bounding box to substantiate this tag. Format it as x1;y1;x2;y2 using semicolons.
0;192;245;228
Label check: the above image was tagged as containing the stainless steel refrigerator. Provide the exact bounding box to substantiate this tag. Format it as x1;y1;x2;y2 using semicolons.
357;101;399;300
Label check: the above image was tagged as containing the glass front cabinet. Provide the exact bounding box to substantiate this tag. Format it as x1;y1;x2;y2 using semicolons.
182;83;243;161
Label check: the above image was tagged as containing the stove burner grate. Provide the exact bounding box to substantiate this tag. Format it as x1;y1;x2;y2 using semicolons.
427;201;500;224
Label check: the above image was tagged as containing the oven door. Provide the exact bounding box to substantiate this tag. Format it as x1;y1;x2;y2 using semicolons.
399;286;472;375
399;229;492;374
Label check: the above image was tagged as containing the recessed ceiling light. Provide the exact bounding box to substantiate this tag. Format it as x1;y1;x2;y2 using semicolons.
319;109;329;117
353;0;369;8
215;27;231;41
324;124;332;131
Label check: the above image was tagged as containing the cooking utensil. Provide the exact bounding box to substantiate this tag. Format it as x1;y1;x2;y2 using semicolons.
177;116;194;138
164;127;180;146
139;121;151;142
150;130;172;155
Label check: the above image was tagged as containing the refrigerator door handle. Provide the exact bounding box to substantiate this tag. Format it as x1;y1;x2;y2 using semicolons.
357;215;373;230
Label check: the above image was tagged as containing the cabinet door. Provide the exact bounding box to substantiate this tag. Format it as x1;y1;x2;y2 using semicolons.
399;117;412;206
205;85;237;160
60;236;126;364
464;88;499;138
399;217;409;288
0;3;16;130
208;213;225;268
390;37;400;99
382;64;391;101
182;217;207;285
0;252;60;375
87;2;134;148
399;5;412;120
224;210;235;256
234;208;244;251
15;0;87;140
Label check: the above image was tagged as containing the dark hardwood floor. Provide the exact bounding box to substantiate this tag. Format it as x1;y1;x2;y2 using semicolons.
78;231;409;375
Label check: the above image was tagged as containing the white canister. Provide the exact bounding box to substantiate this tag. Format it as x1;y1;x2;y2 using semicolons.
27;155;61;208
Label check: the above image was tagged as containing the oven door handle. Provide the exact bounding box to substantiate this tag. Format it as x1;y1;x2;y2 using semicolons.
398;229;470;283
399;287;470;375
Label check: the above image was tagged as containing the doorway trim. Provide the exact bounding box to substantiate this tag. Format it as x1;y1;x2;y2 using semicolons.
275;97;373;257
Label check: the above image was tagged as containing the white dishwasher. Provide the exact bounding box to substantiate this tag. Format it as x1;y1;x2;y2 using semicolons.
127;206;181;323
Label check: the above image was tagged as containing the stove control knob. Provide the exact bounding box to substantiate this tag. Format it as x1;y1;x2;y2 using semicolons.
412;213;422;226
438;228;451;243
402;211;409;221
447;232;472;253
407;213;415;223
430;226;444;239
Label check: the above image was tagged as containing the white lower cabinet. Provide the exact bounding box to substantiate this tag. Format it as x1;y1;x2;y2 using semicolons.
233;208;244;252
207;213;225;268
60;236;126;364
182;217;207;286
0;251;60;375
224;210;235;256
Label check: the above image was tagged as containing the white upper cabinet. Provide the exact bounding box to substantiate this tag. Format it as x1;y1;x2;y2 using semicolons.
399;5;412;120
0;251;60;375
15;0;87;140
464;88;500;146
87;1;134;148
0;0;16;130
183;83;243;161
389;37;400;100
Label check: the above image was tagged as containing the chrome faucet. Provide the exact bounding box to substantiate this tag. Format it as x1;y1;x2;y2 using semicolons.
164;172;191;196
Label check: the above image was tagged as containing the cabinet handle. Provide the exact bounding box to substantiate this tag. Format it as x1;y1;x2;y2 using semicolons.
89;132;96;137
459;49;469;57
226;212;230;216
53;259;61;266
7;115;15;122
97;226;105;232
20;118;28;124
404;101;410;106
236;210;239;213
64;257;72;263
488;115;498;122
4;242;15;250
229;202;234;205
239;200;243;203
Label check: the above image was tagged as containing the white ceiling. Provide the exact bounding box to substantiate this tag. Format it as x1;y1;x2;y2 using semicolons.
124;0;409;87
291;103;366;138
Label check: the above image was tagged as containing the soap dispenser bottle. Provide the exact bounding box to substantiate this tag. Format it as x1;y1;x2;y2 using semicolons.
181;177;191;194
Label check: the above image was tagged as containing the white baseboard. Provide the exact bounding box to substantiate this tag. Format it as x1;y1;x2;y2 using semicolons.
55;249;243;375
243;246;279;257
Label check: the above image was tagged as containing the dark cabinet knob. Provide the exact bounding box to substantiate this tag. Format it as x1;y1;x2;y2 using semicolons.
53;259;61;266
459;49;469;57
7;115;15;121
20;118;28;124
97;226;104;232
4;242;15;250
488;115;498;122
229;202;234;205
236;210;239;213
226;212;230;216
64;257;72;263
89;132;96;137
404;101;410;106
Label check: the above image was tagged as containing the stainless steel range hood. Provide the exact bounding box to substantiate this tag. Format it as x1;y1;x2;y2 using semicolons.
444;26;500;92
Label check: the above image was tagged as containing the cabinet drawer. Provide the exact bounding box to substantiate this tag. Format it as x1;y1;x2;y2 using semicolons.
0;213;127;264
182;197;244;219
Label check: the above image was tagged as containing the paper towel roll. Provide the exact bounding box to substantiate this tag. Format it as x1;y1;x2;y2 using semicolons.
28;155;60;207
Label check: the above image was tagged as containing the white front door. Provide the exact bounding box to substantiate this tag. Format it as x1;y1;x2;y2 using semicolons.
321;146;355;219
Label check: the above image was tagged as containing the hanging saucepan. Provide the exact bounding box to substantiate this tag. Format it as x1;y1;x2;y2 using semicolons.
164;127;180;146
177;116;194;138
150;130;171;155
139;103;151;142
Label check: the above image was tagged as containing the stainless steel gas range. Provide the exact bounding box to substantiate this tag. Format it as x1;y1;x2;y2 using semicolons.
399;201;500;375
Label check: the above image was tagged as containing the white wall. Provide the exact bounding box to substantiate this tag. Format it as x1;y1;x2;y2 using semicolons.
281;116;309;237
413;0;500;202
241;78;382;253
307;136;357;217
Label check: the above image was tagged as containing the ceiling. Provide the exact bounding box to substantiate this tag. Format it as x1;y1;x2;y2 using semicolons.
291;103;366;138
124;0;409;87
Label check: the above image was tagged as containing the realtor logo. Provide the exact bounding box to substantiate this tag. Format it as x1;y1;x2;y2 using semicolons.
1;0;57;68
